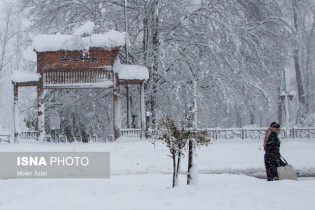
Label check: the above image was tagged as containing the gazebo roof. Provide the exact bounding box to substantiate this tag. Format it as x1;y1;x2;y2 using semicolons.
11;71;40;83
113;59;149;83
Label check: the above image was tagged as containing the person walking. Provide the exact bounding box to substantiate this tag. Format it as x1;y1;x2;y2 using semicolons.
263;122;281;181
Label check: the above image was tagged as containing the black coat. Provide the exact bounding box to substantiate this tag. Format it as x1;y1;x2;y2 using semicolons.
265;132;280;154
264;131;282;179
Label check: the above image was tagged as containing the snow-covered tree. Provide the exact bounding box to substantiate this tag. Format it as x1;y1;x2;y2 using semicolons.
5;0;313;136
0;0;27;132
148;115;209;187
288;0;315;123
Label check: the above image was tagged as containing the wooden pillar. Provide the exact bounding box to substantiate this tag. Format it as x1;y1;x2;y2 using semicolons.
113;73;121;140
37;80;45;142
140;81;146;138
126;85;132;128
13;83;19;143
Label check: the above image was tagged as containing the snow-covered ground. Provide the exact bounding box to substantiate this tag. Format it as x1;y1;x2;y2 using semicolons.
0;138;315;210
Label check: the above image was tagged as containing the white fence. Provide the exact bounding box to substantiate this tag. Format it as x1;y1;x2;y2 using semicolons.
18;131;39;140
121;129;143;138
3;127;314;142
0;134;10;143
205;127;315;140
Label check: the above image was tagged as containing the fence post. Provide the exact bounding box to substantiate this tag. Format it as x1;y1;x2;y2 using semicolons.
291;128;295;139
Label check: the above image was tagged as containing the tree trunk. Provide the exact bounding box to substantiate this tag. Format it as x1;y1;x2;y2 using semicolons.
37;66;45;142
187;139;193;185
293;0;307;121
293;49;306;121
172;153;177;188
249;107;255;125
278;87;283;125
176;151;181;184
143;5;149;66
235;107;242;127
305;17;315;114
150;0;160;125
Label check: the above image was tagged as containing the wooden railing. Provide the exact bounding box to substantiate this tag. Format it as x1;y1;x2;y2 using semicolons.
44;70;113;86
121;129;143;138
205;127;315;140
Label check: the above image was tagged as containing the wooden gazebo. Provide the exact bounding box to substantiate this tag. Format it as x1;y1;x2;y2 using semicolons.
12;30;148;143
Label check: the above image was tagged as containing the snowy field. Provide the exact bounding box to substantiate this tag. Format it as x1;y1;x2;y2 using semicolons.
0;138;315;210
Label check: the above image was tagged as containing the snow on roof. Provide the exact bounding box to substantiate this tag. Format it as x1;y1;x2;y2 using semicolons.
11;71;40;83
32;29;125;52
114;59;149;81
117;64;149;80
